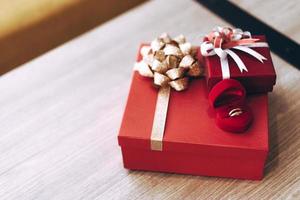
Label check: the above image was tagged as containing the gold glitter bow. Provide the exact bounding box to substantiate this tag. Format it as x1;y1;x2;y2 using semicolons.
134;33;204;151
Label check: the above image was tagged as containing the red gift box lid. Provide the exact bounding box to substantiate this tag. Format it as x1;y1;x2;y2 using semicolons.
118;46;269;155
203;35;276;93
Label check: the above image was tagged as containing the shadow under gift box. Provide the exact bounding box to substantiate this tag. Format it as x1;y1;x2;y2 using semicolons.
203;35;276;93
118;45;269;180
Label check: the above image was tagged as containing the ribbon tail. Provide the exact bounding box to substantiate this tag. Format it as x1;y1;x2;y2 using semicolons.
151;86;170;151
225;49;248;73
220;56;230;79
233;46;267;62
245;42;269;48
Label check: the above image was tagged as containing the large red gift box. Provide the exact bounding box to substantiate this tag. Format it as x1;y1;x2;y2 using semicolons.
118;47;269;180
203;35;276;93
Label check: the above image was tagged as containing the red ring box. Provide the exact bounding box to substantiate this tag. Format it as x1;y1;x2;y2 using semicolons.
208;79;253;133
118;45;269;180
202;35;276;93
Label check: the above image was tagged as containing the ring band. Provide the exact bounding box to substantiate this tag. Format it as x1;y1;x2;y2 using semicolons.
229;108;243;117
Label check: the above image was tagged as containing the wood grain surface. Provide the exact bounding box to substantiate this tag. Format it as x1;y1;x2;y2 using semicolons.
0;0;299;199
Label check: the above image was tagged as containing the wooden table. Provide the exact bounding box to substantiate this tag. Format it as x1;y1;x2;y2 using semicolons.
0;0;299;199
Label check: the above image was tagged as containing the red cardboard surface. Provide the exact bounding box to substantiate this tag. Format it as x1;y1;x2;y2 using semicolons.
203;35;276;93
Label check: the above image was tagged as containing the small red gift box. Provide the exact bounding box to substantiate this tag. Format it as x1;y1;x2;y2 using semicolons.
203;35;276;93
118;47;269;180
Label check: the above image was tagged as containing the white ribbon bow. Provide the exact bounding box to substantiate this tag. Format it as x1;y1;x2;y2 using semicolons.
201;27;269;79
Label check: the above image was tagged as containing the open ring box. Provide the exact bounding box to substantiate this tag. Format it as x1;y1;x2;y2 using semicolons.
209;79;253;133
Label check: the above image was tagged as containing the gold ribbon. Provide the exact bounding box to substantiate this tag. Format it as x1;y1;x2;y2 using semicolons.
134;33;204;151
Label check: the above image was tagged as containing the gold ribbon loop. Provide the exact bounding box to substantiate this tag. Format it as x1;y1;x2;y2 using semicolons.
152;59;168;73
134;61;153;78
169;77;188;91
151;38;165;52
154;72;170;87
163;44;183;57
179;55;195;68
166;55;180;69
173;34;186;44
140;46;152;57
154;50;166;62
179;42;192;55
166;68;185;80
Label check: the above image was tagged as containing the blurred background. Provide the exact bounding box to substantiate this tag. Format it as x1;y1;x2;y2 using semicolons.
0;0;298;75
0;0;146;75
